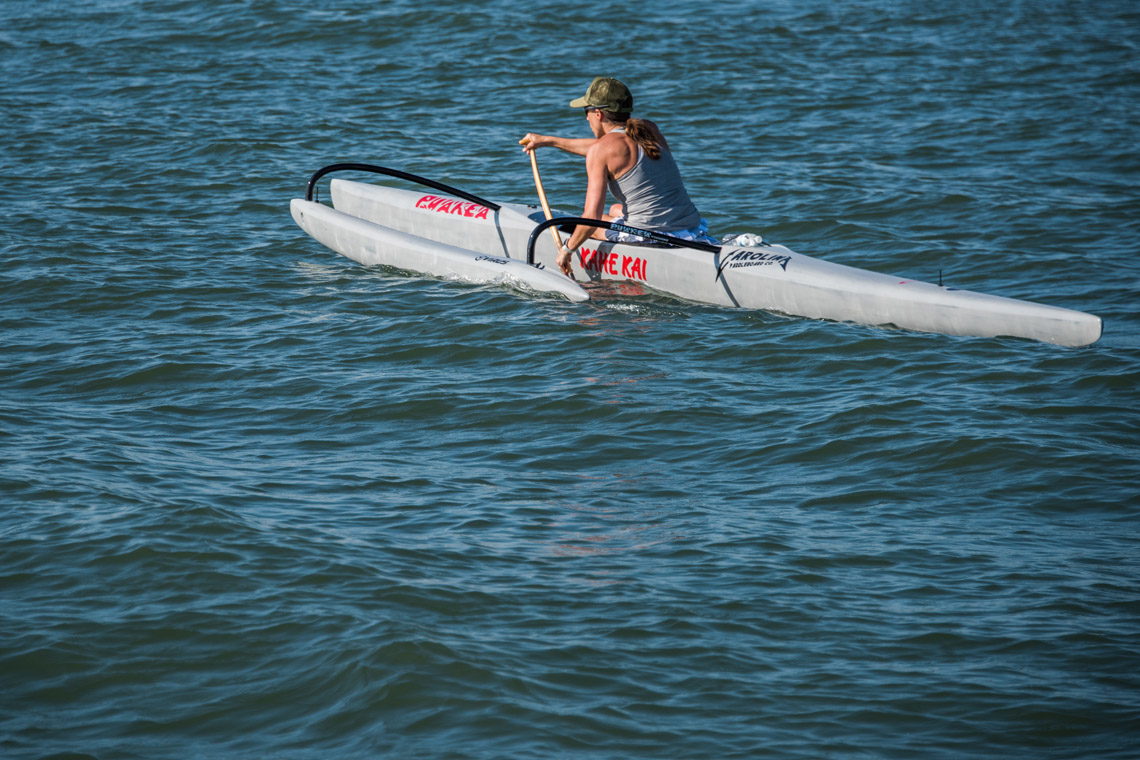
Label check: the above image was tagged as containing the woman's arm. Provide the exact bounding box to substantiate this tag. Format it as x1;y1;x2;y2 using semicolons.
554;142;613;273
519;133;597;156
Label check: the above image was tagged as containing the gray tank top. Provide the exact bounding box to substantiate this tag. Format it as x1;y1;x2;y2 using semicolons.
606;140;701;232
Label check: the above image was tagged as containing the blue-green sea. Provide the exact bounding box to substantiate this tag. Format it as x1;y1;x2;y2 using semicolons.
3;1;1139;758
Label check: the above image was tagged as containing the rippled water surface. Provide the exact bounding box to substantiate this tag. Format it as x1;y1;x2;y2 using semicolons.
3;1;1139;758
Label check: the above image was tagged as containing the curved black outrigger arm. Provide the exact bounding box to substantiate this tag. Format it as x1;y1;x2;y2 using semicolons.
525;216;721;266
304;162;502;212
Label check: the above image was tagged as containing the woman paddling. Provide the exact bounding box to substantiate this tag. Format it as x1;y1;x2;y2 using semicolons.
520;76;713;276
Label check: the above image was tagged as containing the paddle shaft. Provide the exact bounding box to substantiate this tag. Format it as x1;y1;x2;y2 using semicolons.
527;151;565;254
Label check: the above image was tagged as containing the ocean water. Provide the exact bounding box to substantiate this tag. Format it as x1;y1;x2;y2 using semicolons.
3;1;1139;758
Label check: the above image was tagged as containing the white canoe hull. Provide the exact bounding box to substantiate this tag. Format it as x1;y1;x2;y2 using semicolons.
293;178;1102;346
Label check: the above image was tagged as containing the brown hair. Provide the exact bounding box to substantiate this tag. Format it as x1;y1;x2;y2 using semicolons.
600;112;667;160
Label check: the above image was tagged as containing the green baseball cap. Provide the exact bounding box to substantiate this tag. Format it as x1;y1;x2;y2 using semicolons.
568;76;634;114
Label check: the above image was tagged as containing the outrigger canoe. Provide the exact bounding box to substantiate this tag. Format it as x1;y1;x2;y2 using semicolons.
290;163;1102;347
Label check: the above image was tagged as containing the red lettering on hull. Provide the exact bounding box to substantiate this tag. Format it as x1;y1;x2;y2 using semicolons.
575;248;648;282
414;194;490;220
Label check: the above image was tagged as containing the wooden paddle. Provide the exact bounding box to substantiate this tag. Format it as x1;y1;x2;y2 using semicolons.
524;147;567;265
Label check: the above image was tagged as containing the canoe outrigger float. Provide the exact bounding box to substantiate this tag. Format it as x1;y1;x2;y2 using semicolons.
290;163;1102;347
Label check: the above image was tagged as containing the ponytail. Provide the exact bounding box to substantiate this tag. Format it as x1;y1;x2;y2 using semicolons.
625;118;664;160
600;112;668;160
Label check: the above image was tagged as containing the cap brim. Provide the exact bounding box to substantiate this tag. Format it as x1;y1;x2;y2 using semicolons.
568;96;590;108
